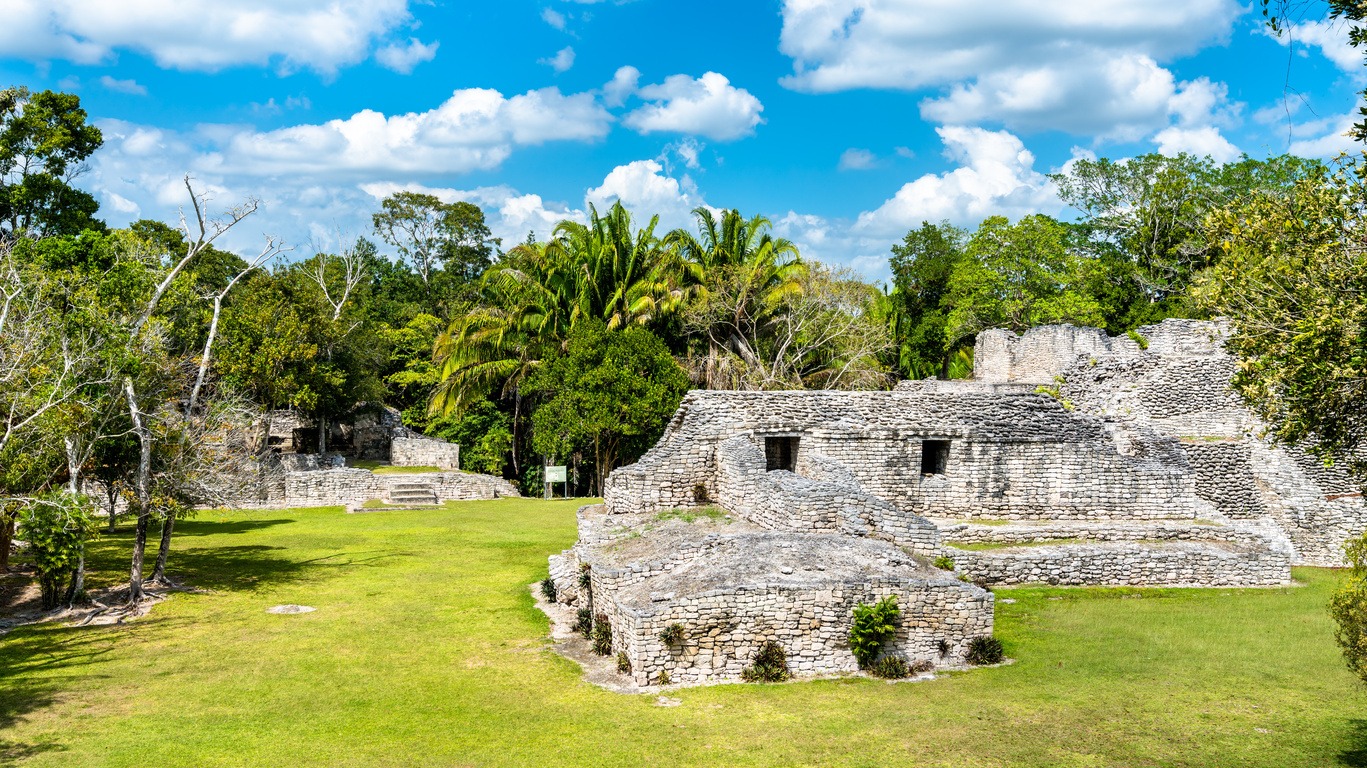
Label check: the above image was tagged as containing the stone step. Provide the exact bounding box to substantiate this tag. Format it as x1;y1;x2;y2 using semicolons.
390;485;438;505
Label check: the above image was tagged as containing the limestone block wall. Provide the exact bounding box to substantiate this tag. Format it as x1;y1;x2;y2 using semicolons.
283;469;386;507
976;325;1127;384
934;519;1275;548
274;468;518;507
605;579;993;687
430;471;520;500
1183;442;1265;519
390;436;461;470
950;542;1290;587
713;436;940;555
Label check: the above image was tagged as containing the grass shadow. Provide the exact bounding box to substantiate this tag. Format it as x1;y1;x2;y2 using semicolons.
173;518;297;537
1340;719;1367;766
0;626;119;761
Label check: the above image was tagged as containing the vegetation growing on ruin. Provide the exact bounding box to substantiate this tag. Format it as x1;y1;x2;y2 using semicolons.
654;506;729;524
740;640;792;683
849;595;901;668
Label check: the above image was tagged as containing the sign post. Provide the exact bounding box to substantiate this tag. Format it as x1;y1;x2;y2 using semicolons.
545;465;567;499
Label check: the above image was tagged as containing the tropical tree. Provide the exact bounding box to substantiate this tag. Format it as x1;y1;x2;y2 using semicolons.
1199;160;1367;489
526;322;689;494
887;221;968;378
0;87;104;238
943;215;1107;350
666;207;805;388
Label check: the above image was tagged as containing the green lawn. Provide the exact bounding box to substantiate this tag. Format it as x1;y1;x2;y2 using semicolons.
2;499;1364;767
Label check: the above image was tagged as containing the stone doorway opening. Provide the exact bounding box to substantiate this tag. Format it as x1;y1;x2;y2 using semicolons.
921;439;950;475
765;436;799;472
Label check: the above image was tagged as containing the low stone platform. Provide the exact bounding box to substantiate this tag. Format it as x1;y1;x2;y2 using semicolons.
929;517;1292;587
549;507;993;687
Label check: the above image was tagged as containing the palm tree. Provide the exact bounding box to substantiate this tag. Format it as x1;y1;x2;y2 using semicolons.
666;207;806;388
546;201;679;330
430;202;683;471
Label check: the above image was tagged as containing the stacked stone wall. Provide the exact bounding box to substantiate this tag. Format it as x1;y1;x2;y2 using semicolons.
713;437;940;555
390;437;461;470
271;468;517;507
950;541;1290;587
607;578;992;687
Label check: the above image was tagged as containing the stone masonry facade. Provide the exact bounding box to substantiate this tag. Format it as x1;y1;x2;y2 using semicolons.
549;318;1366;686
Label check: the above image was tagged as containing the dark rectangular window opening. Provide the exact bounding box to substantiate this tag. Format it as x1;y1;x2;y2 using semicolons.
765;436;799;472
921;440;950;476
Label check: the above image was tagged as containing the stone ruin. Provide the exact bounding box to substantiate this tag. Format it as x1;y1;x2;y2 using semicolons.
547;318;1367;687
239;404;515;508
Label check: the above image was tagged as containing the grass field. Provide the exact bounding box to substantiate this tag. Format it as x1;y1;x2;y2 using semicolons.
2;498;1365;767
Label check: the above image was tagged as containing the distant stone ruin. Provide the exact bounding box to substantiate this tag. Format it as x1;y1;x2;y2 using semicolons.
547;318;1367;686
240;404;515;508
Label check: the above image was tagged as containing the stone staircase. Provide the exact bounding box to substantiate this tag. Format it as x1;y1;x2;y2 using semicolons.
389;481;439;506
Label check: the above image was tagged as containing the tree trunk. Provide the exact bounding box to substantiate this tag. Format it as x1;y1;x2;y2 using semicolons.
151;515;174;583
125;378;153;604
319;415;328;455
511;389;523;477
64;553;85;607
65;436;81;494
106;482;119;532
0;511;13;570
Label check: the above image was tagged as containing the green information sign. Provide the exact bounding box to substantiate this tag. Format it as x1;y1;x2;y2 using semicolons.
545;465;567;483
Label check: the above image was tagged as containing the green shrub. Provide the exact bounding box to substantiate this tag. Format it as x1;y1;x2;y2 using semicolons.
966;636;1004;666
657;670;671;686
573;608;593;638
868;655;910;679
539;577;557;602
591;613;612;655
616;651;631;674
741;641;791;682
659;623;685;646
909;659;934;675
849;595;901;668
16;495;97;609
932;555;955;570
1127;329;1150;350
578;563;591;590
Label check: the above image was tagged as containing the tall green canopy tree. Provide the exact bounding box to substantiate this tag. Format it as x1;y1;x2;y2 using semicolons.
666;207;805;388
0;87;104;238
371;191;496;313
943;215;1107;349
887;221;968;378
1199;162;1367;489
526;322;689;495
430;202;676;463
1052;153;1324;327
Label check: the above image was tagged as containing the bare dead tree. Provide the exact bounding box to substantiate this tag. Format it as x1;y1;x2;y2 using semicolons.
125;176;274;603
302;234;365;454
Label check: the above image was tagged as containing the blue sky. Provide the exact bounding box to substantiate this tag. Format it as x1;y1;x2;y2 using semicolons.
0;0;1360;279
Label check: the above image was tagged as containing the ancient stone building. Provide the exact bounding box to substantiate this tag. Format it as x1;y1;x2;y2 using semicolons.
548;319;1366;686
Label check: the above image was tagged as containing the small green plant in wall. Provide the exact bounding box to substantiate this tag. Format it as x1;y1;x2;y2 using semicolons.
849;595;901;668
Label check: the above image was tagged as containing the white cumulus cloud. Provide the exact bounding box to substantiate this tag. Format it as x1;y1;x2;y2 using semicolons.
623;72;764;141
99;75;146;95
540;46;576;73
586;159;708;230
0;0;422;75
376;38;439;74
778;0;1240;138
223;87;613;176
854;126;1062;236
